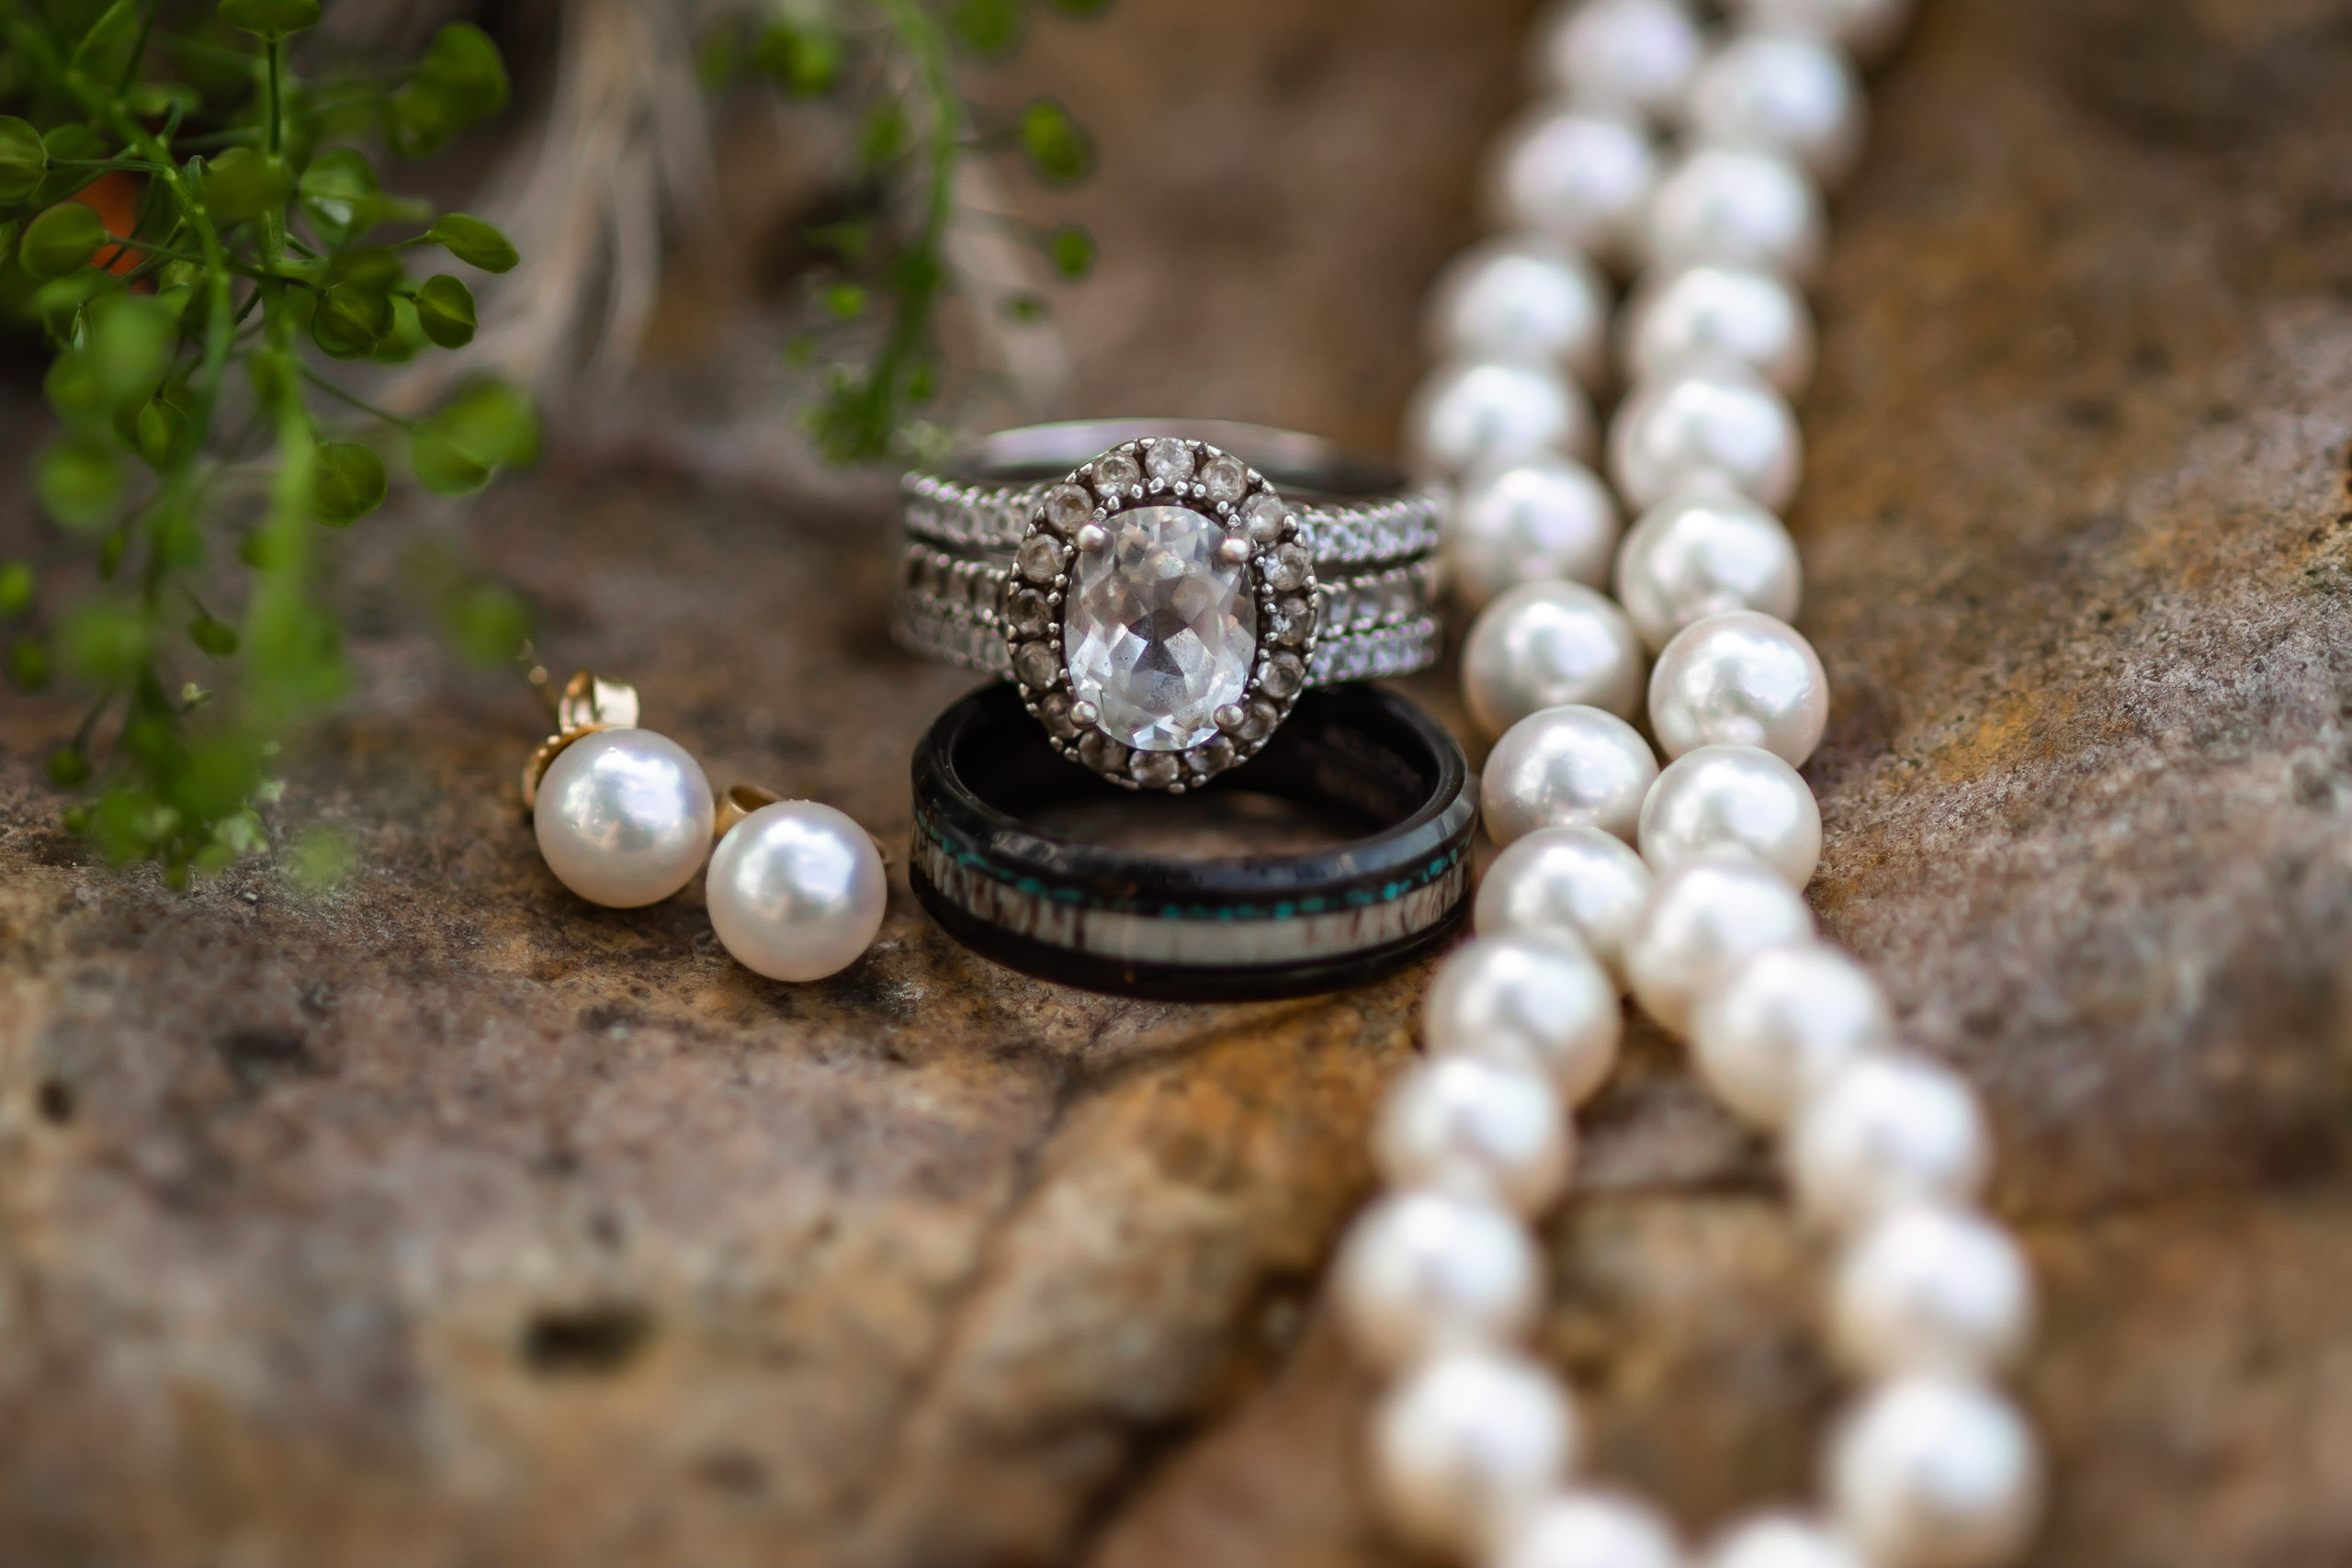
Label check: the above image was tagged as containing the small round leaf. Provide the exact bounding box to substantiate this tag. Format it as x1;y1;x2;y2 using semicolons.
135;400;190;469
312;442;389;524
0;561;32;618
33;434;122;531
1046;222;1094;279
410;430;491;497
1018;98;1094;186
187;615;240;659
425;212;517;273
310;284;395;360
413;274;477;347
0;118;44;208
18;203;107;278
8;637;50;694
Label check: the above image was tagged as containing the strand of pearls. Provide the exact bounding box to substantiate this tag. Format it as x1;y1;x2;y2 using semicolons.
1351;3;2046;1565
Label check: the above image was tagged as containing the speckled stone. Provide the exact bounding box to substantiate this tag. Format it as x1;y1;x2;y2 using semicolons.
2;2;2351;1566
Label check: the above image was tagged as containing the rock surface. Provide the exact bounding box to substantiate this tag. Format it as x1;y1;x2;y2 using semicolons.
6;0;2352;1564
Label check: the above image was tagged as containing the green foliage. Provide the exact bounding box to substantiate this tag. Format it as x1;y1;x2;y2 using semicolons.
1046;222;1093;279
712;0;1112;464
18;202;106;276
0;117;41;206
754;18;843;96
388;24;512;155
424;212;517;272
311;443;387;525
1;0;530;884
1018;97;1092;185
414;274;476;346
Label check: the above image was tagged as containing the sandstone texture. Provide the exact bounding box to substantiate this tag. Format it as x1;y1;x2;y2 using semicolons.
5;1;2352;1564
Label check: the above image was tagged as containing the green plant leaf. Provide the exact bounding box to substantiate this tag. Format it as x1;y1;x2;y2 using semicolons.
948;0;1026;56
369;295;427;365
202;148;291;226
416;23;511;120
18;203;107;278
312;442;388;524
46;741;88;784
409;430;491;497
43;349;109;434
388;24;511;155
7;637;49;694
424;212;516;273
216;0;322;39
413;274;476;347
33;434;122;531
67;0;142;80
310;284;394;359
88;293;177;405
187;615;240;658
0;562;32;619
135;400;190;468
1018;98;1093;186
59;600;152;684
28;124;102;209
426;380;540;469
299;147;380;242
1046;222;1094;279
0;118;43;209
753;19;843;96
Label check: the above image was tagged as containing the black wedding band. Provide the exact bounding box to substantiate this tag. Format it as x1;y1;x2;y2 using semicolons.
910;681;1476;1000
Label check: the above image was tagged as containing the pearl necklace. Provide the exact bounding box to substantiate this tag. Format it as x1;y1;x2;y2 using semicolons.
1345;4;2044;1567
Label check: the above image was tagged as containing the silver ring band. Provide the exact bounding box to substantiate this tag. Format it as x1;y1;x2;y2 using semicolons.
895;421;1442;792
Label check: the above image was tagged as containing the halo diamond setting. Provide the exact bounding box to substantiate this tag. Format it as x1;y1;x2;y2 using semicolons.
1002;436;1321;791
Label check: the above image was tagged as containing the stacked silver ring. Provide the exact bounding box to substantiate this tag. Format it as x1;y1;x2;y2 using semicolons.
894;419;1443;789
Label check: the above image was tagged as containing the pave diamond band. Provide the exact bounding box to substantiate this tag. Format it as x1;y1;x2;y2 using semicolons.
897;421;1443;791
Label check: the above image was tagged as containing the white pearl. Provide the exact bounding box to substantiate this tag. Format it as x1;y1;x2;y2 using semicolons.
1430;238;1611;388
1408;358;1594;478
1484;704;1660;846
1376;1057;1573;1216
1615;490;1804;654
1686;30;1867;186
1730;0;1915;65
1833;1204;2035;1378
1637;743;1822;887
1624;853;1815;1035
1648;610;1829;766
1610;363;1802;514
1828;1376;2043;1568
1335;1190;1540;1371
1464;581;1646;736
1704;1513;1868;1568
1475;826;1655;991
1790;1053;1992;1233
533;728;715;908
1541;0;1704;118
1372;1350;1579;1562
1498;1489;1684;1568
1425;933;1623;1106
706;800;887;981
1690;942;1892;1126
1645;147;1825;284
1624;265;1816;395
1490;106;1659;265
1449;456;1623;609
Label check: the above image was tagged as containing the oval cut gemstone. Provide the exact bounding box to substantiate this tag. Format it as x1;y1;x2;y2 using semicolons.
1066;505;1258;752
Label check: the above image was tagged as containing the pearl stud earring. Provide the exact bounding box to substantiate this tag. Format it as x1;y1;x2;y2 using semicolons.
706;785;888;982
522;670;714;909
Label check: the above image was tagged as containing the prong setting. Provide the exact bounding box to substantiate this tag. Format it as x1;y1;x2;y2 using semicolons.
1001;436;1322;791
